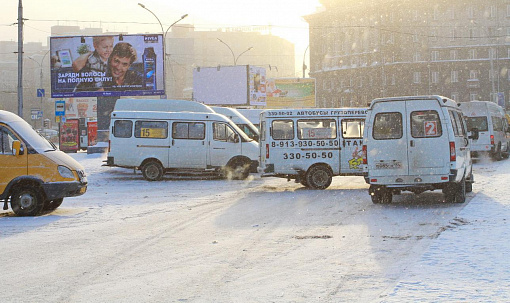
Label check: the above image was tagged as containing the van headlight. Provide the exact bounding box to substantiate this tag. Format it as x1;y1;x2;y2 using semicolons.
58;165;75;179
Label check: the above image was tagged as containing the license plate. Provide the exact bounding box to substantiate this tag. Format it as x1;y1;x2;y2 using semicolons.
375;162;402;169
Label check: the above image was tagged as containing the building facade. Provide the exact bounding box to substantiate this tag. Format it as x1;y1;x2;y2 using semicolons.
306;0;510;109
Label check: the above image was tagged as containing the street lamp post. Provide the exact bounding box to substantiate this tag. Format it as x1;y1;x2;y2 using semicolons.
138;3;188;97
217;38;253;65
303;45;309;78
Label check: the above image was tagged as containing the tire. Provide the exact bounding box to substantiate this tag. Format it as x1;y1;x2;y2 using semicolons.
465;180;473;193
370;186;392;204
300;178;309;187
443;180;466;203
455;179;466;204
142;161;164;181
305;165;332;189
11;186;45;216
492;144;503;161
224;161;250;180
43;198;64;211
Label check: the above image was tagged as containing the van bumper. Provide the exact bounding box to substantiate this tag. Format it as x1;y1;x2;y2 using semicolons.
42;181;88;200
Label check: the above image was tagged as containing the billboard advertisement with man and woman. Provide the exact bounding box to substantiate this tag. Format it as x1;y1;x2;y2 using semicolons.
50;34;165;98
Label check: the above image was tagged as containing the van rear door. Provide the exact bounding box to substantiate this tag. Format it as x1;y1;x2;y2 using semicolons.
406;100;449;176
369;101;408;177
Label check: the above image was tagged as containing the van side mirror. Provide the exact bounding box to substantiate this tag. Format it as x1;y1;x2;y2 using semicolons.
11;140;22;156
468;128;479;140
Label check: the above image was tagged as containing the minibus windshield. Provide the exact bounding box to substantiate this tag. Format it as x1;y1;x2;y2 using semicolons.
12;121;56;152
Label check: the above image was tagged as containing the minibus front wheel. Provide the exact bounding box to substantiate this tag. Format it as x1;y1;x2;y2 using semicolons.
10;186;45;216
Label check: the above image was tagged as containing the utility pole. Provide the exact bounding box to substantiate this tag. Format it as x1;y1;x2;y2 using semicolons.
17;0;23;117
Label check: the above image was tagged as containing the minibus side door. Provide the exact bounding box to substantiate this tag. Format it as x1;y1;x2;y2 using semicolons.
0;125;28;192
340;118;365;174
169;121;207;169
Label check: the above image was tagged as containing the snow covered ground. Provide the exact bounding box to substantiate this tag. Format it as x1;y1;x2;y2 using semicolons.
1;153;509;302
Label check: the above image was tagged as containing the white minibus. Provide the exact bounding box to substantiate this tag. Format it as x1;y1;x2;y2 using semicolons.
105;111;259;181
259;108;367;189
460;101;509;160
363;95;476;204
211;107;260;141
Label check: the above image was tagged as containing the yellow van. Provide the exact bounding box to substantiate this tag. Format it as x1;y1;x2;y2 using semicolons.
0;110;87;216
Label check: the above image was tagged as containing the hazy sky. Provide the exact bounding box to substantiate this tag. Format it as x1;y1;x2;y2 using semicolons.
1;0;322;74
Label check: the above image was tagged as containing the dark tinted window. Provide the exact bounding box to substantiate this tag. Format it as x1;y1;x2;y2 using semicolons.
172;122;205;140
465;117;488;132
272;120;294;140
113;120;133;138
373;112;402;140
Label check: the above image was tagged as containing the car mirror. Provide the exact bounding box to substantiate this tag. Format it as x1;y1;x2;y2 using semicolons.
468;128;479;140
11;140;21;156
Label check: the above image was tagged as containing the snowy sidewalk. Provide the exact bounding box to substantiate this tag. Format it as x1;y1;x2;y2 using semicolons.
380;161;510;302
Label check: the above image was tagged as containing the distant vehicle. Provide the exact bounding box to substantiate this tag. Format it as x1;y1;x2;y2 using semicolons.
105;110;259;181
259;108;367;189
0;110;87;216
211;106;260;141
460;101;509;160
113;98;215;113
363;95;477;204
236;108;263;130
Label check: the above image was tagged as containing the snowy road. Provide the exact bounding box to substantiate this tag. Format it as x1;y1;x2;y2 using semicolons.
0;153;503;302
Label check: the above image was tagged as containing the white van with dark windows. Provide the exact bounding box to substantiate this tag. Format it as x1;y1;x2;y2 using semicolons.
105;111;259;181
459;101;509;160
211;106;260;142
259;108;367;189
362;95;477;204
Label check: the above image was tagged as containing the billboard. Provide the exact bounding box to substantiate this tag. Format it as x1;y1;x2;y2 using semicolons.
50;34;165;98
193;65;249;105
64;97;97;119
266;78;316;108
249;66;266;106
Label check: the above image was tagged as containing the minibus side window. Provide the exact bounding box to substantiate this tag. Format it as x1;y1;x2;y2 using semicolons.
213;122;237;142
465;116;488;132
455;112;467;137
298;119;336;140
172;122;205;140
272;120;294;140
492;116;503;132
0;126;16;154
411;110;442;138
373;112;402;140
449;111;460;136
342;119;364;138
113;120;133;138
135;121;168;139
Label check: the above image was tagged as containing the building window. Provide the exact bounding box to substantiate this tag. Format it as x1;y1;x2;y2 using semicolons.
469;49;477;60
507;5;510;17
433;7;439;20
451;71;459;83
391;74;396;85
413;31;419;43
450;29;457;41
432;71;440;84
449;7;455;20
413;52;421;62
431;50;440;61
489;5;496;18
470;93;478;101
470;70;478;80
469;28;477;40
450;50;458;60
430;30;438;41
468;6;475;19
413;72;421;83
451;93;459;101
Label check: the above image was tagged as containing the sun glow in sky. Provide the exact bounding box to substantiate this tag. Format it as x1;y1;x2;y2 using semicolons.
1;0;322;75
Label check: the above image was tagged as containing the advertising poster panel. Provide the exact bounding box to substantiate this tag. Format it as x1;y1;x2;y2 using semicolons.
249;66;266;106
50;34;165;98
266;78;316;108
64;97;97;119
193;65;249;105
59;119;80;152
87;121;98;147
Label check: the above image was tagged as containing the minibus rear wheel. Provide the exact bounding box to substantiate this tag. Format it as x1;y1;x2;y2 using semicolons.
305;165;332;189
142;160;164;181
43;198;64;211
11;186;45;216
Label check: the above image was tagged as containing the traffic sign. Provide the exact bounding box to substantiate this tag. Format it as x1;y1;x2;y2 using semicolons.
37;88;45;98
55;100;66;116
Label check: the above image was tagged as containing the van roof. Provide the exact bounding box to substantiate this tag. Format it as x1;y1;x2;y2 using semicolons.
370;95;457;108
114;99;214;113
111;110;231;122
211;106;253;124
0;110;24;124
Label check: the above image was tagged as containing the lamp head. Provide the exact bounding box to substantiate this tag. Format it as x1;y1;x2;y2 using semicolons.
138;3;146;8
